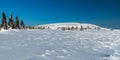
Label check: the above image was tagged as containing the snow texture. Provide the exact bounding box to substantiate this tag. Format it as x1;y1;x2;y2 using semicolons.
0;29;120;60
36;23;106;30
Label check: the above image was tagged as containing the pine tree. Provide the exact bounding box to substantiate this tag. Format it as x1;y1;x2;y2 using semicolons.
80;25;84;31
1;12;7;29
8;13;13;29
68;27;70;30
71;26;74;30
20;20;25;29
14;16;19;29
75;26;78;30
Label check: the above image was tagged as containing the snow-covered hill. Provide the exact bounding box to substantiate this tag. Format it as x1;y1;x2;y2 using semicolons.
36;23;107;30
0;29;120;60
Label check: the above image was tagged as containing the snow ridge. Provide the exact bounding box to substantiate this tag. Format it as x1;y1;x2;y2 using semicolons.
36;22;105;30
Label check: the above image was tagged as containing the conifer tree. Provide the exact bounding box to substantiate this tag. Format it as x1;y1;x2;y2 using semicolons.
75;26;78;30
20;20;25;29
8;13;13;29
14;16;19;29
80;25;84;31
71;26;74;30
1;12;7;29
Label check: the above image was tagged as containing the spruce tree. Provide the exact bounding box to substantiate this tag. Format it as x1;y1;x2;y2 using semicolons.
71;26;74;30
1;12;7;29
80;25;84;31
14;16;19;29
75;26;78;30
8;13;13;29
20;20;25;29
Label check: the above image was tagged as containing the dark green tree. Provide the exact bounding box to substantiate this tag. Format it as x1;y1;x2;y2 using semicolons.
20;20;25;29
1;12;7;29
80;25;84;31
8;13;13;29
71;26;74;30
14;16;19;29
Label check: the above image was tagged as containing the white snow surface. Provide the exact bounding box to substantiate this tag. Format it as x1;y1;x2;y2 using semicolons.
36;23;105;30
0;29;120;60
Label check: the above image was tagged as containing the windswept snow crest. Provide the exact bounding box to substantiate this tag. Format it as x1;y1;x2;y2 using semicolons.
36;22;108;30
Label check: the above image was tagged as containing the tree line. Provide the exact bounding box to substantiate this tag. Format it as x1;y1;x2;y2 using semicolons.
0;12;25;30
58;26;101;31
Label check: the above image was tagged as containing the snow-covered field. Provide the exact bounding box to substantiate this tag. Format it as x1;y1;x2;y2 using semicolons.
0;29;120;60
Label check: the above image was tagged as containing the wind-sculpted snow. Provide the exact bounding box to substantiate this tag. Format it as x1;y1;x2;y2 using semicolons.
36;23;105;30
0;29;120;60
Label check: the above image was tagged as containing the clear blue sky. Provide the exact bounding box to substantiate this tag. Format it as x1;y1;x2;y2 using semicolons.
0;0;120;28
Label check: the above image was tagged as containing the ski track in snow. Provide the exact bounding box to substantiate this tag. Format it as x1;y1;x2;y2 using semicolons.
0;29;120;60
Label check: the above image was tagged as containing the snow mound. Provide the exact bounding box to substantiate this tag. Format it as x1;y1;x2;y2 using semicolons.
36;22;106;30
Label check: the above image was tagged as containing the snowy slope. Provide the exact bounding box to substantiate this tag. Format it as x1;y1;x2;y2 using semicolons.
36;23;106;30
0;29;120;60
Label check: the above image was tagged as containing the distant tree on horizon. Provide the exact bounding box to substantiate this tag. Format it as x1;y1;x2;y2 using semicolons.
80;25;84;31
14;16;20;29
71;26;74;30
20;20;25;29
8;13;13;29
75;26;78;30
1;12;7;29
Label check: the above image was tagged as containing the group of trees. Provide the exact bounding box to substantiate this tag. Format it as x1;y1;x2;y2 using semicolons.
26;26;50;30
57;26;101;31
0;12;25;30
57;26;84;31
